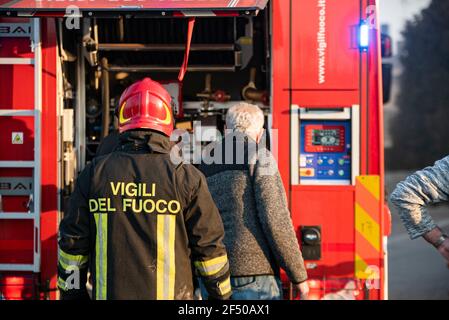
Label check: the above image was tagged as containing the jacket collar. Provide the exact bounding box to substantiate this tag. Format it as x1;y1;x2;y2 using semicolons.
222;131;258;147
118;130;171;154
211;131;259;163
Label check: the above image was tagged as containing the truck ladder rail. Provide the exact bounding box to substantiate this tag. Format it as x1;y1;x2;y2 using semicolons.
0;161;36;168
0;264;36;272
0;19;42;274
0;213;36;220
0;57;34;65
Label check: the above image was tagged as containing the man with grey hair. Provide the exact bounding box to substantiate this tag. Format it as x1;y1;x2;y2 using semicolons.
225;102;265;143
199;102;309;300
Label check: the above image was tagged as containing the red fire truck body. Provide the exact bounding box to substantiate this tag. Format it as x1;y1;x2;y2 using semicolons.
0;0;390;300
273;0;389;300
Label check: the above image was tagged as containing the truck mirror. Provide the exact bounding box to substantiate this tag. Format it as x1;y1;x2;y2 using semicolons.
382;63;392;104
381;33;393;104
381;34;392;58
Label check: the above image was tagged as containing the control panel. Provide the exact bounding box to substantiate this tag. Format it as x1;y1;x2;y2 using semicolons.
300;120;351;185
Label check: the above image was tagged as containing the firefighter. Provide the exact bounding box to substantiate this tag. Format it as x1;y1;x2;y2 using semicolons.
390;156;449;266
57;77;231;300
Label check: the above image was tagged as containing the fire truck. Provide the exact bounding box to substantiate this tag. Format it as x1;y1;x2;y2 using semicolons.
0;0;392;300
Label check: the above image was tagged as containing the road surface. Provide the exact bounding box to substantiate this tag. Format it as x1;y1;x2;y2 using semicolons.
386;171;449;300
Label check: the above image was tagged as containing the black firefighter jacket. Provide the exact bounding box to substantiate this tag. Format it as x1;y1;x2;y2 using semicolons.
57;130;231;300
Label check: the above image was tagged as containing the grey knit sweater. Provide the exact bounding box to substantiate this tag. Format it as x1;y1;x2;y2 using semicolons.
199;133;308;284
390;156;449;239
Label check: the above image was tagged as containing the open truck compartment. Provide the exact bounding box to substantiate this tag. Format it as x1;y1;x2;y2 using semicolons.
0;0;268;14
1;0;390;300
0;4;272;299
59;14;271;166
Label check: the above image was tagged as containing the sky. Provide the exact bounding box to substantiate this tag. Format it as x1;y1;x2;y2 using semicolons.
378;0;432;148
378;0;431;49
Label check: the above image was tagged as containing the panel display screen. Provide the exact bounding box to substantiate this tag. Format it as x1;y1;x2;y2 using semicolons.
312;129;341;146
304;125;345;153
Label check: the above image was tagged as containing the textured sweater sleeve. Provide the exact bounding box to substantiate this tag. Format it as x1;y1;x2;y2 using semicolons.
390;155;449;239
252;150;308;284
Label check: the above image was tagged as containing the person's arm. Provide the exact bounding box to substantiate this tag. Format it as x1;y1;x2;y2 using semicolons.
57;164;92;300
390;156;449;240
252;150;308;286
184;171;232;300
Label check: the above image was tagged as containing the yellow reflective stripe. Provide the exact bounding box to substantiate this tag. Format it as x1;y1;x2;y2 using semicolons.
94;213;108;300
156;214;165;300
218;277;231;296
94;213;100;300
157;214;176;300
57;277;69;292
58;249;88;269
167;215;176;300
58;259;73;271
59;257;88;271
194;254;228;277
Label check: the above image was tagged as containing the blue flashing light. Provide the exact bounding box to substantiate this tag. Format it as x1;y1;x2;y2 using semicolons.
359;21;369;51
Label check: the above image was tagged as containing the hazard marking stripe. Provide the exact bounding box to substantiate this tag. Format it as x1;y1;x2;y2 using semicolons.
357;176;380;200
355;229;380;260
355;254;369;279
355;254;380;280
356;181;380;223
355;203;380;252
355;176;381;280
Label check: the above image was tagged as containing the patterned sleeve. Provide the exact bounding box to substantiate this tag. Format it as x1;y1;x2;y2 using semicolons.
390;155;449;239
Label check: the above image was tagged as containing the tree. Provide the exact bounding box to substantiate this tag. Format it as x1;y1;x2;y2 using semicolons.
389;0;449;170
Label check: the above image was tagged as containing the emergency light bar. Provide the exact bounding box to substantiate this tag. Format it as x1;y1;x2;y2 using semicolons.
359;20;369;51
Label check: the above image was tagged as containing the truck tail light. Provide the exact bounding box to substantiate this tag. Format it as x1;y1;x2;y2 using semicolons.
0;274;36;300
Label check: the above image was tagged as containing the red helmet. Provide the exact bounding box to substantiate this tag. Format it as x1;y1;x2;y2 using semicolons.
117;77;174;136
